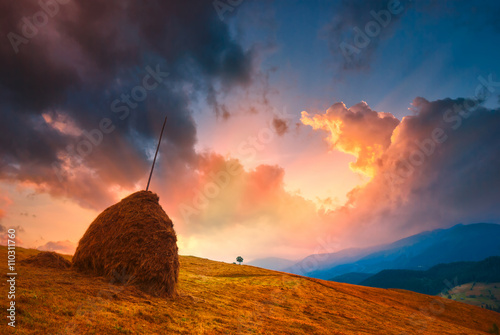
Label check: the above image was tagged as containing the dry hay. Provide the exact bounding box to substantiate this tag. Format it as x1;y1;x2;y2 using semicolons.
21;251;71;269
72;191;179;297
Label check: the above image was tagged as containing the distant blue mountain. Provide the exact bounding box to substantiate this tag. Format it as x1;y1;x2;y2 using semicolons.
247;257;297;271
286;223;500;280
284;245;384;277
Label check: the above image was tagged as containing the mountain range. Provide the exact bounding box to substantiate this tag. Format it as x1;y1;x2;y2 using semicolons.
251;223;500;280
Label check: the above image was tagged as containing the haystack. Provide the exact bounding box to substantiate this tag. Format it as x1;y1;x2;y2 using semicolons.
21;251;71;269
72;191;179;297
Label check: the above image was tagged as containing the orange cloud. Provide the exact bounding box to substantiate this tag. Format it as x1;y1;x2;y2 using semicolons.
166;152;326;260
301;102;400;177
42;112;82;137
304;97;500;247
0;193;13;221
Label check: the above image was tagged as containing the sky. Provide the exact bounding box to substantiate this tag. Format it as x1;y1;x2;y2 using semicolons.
1;0;500;263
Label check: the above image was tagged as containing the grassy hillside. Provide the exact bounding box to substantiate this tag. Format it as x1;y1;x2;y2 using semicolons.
1;246;499;334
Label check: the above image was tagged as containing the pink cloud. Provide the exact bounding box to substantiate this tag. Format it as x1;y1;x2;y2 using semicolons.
37;240;76;255
304;97;500;247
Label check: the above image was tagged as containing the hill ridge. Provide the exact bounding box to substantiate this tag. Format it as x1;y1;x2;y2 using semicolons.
287;222;500;280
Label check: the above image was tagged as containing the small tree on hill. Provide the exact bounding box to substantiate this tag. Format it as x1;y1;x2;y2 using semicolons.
236;256;243;265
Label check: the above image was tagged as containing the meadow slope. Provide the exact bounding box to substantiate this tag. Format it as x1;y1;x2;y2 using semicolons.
1;246;499;334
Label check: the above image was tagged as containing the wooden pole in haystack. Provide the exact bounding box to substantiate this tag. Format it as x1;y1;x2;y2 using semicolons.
146;115;168;191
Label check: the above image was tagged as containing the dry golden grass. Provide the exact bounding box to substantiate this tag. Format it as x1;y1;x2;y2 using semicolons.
1;246;499;334
72;191;179;297
20;251;71;269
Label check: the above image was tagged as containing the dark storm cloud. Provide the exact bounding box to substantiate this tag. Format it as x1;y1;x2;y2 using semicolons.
272;117;289;136
391;98;500;221
0;0;254;209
